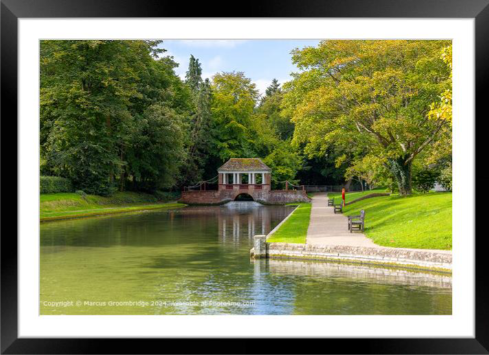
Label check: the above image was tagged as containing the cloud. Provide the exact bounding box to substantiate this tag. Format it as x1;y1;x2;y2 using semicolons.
207;56;224;71
202;72;215;81
253;78;289;96
176;40;248;48
254;79;272;96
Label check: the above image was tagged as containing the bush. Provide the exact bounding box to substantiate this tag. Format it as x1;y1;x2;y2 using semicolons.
438;164;452;191
40;176;73;194
154;191;181;202
102;192;157;205
413;170;439;193
75;190;88;200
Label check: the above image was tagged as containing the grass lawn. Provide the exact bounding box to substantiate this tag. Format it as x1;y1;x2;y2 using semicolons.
267;203;312;244
328;188;388;204
342;192;452;250
41;192;185;222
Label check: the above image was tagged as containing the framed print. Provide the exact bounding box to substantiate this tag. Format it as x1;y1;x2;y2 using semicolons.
1;0;488;353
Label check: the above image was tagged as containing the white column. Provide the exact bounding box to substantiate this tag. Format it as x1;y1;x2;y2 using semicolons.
262;173;265;185
248;173;251;185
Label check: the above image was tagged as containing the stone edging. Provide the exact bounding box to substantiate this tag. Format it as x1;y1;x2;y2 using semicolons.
252;242;452;273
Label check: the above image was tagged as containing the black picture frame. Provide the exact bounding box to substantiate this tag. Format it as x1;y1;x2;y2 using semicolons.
1;0;488;353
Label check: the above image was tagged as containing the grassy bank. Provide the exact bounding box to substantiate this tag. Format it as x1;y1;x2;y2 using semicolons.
342;192;452;250
267;203;312;244
41;192;185;222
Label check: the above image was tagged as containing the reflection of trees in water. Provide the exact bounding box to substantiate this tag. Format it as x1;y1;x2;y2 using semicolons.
217;205;293;243
268;259;452;289
40;205;293;249
265;259;452;315
40;205;451;315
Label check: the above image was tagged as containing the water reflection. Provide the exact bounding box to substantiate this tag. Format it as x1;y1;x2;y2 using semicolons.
218;202;284;241
261;259;452;289
40;204;452;315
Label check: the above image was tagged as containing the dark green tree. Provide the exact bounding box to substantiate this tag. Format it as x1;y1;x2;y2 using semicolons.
41;40;188;194
258;80;294;140
179;56;213;186
265;78;281;97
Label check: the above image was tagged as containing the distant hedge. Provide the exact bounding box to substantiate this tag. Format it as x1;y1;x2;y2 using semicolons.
40;176;73;194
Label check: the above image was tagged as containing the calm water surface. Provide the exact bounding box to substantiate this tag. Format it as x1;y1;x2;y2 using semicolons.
40;203;452;315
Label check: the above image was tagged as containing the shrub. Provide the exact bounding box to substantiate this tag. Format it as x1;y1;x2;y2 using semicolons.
413;170;439;193
154;191;181;202
104;192;157;205
75;190;88;200
40;176;74;194
438;164;452;191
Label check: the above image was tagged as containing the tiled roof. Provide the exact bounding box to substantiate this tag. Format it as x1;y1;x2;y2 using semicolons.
218;158;271;172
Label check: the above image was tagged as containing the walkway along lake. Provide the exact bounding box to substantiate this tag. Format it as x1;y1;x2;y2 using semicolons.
40;203;452;315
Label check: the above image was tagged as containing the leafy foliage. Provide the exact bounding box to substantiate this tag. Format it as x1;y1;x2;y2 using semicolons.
40;176;74;194
41;40;188;195
283;40;452;195
438;163;452;191
179;56;213;185
412;169;440;193
40;40;451;197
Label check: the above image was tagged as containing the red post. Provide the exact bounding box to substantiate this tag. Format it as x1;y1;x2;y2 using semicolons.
342;187;346;207
285;181;289;191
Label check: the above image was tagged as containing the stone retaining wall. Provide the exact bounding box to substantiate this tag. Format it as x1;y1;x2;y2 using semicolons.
265;190;310;204
180;189;310;205
345;192;391;206
251;242;452;272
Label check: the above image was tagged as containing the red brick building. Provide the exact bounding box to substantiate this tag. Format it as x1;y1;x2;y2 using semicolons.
180;158;310;205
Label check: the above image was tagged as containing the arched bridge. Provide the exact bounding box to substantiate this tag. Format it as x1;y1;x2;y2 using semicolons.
180;184;310;205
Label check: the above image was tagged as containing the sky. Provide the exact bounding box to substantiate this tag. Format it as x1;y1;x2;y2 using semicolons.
158;40;320;95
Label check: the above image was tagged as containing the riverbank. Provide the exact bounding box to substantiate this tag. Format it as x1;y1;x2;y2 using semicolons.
267;203;311;243
271;191;452;250
41;192;185;222
340;192;452;250
262;243;452;273
254;192;452;272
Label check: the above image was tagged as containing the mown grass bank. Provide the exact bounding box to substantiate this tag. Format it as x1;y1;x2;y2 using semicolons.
41;192;185;222
341;192;452;250
267;203;312;244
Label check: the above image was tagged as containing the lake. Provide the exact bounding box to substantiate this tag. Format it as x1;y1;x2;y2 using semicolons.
40;203;451;315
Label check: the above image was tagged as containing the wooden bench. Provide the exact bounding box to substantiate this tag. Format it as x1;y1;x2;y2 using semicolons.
327;198;334;206
348;210;365;232
333;201;343;214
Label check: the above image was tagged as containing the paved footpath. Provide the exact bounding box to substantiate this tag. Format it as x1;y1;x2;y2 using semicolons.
306;193;451;254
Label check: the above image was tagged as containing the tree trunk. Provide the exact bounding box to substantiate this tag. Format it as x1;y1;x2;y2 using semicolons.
388;156;412;196
119;148;125;192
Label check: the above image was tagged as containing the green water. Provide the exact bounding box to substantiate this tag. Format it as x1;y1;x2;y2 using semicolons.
40;204;452;315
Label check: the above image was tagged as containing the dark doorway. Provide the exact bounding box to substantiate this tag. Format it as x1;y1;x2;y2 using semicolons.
234;193;254;201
